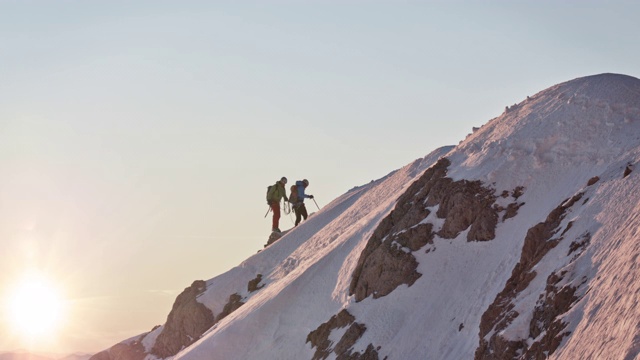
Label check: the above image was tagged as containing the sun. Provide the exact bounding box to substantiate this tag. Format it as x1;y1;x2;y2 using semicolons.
5;274;66;339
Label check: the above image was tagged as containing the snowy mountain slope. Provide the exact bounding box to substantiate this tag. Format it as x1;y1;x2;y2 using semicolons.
168;145;455;360
91;73;640;360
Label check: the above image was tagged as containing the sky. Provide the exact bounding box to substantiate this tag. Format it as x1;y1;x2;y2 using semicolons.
0;0;639;355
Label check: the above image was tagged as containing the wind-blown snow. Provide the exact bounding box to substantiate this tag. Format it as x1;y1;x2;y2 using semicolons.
134;73;640;360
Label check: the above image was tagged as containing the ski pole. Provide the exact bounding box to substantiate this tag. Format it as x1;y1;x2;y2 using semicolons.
264;205;271;218
312;198;320;210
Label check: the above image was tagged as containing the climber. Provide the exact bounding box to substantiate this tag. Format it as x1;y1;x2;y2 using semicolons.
290;179;313;226
267;177;289;233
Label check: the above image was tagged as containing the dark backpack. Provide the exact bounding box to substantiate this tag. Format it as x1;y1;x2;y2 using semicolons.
266;185;275;202
288;185;299;203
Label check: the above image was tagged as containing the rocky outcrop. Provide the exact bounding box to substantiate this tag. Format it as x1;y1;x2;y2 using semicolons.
307;309;382;360
475;192;586;360
523;271;580;359
215;293;245;322
568;232;591;257
89;334;147;360
151;280;215;358
248;274;264;292
350;158;517;302
94;280;248;360
349;229;425;302
149;284;246;358
265;232;283;247
265;229;291;248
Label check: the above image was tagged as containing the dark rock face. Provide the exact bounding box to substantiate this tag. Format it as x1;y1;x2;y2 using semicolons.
264;229;293;248
587;176;600;186
503;202;524;221
89;334;147;360
524;271;580;359
349;233;424;302
215;293;245;322
151;280;215;358
265;231;283;247
99;281;247;360
248;274;264;292
475;192;586;360
338;345;384;360
350;158;514;302
434;179;498;241
307;309;382;360
568;232;591;257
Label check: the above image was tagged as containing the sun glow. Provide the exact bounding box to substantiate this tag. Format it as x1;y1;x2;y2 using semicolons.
5;274;66;339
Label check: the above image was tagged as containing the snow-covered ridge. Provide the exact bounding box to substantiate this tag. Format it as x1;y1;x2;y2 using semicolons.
452;73;640;191
90;73;640;360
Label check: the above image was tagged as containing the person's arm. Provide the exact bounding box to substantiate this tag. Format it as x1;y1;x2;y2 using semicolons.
298;184;312;199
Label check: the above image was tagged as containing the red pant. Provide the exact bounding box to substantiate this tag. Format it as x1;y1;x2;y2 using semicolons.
270;202;281;229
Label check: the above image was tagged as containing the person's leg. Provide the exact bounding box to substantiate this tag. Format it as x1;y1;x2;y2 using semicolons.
294;204;302;226
300;204;308;221
271;203;281;231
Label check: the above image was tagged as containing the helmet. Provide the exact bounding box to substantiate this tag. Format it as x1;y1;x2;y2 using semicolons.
302;179;309;186
281;177;288;184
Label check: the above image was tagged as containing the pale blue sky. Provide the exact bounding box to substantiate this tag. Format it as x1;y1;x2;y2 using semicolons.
1;0;639;353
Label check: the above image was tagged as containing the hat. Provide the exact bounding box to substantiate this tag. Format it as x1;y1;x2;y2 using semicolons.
302;179;309;186
280;177;288;184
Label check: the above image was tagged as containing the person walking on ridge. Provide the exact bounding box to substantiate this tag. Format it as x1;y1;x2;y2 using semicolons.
267;177;289;233
291;179;313;226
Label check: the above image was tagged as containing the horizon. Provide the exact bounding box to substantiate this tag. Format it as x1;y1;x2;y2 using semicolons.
1;0;640;354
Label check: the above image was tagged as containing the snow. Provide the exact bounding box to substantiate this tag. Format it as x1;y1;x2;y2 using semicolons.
132;73;640;359
141;326;163;353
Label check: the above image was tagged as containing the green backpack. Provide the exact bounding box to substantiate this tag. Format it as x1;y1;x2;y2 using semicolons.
266;185;276;203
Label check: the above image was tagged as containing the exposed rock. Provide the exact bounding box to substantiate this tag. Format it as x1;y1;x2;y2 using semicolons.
215;293;245;322
307;309;355;359
512;186;525;200
435;178;498;241
350;238;423;302
624;164;633;178
334;322;367;357
264;229;291;248
307;309;382;360
265;231;283;247
525;271;579;358
248;274;264;292
503;202;524;221
350;158;514;302
568;232;591;256
513;263;590;360
396;223;434;251
475;192;585;360
151;280;215;358
89;334;147;360
587;176;600;186
337;344;384;360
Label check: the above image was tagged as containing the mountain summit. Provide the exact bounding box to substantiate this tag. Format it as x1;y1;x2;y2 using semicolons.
92;73;640;360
